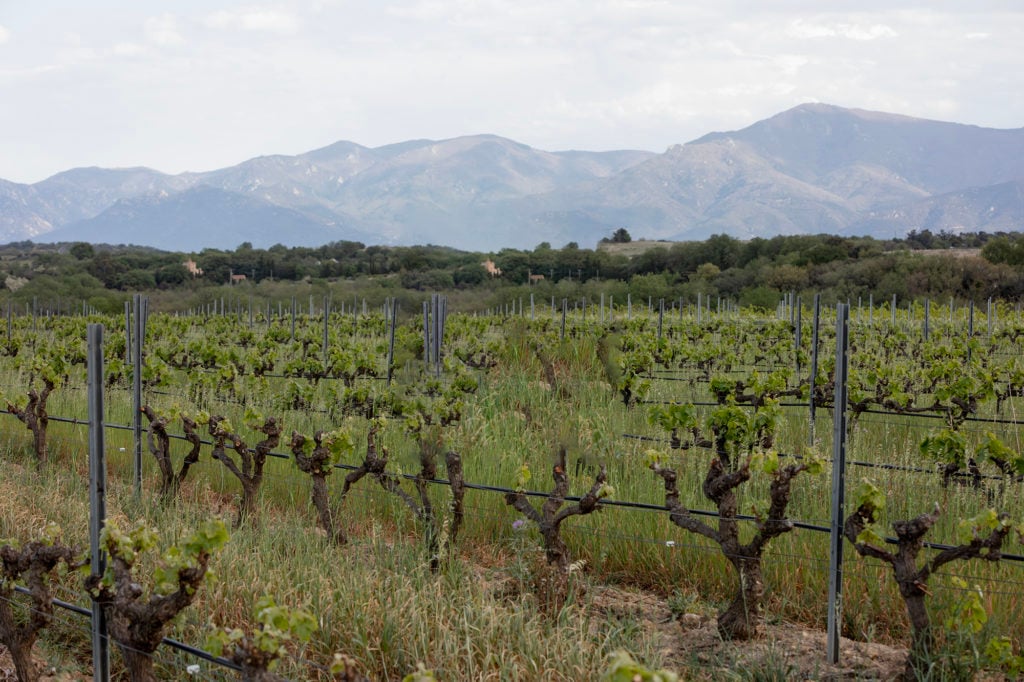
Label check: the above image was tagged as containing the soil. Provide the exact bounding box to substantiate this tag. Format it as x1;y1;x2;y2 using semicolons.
590;585;909;680
0;650;79;681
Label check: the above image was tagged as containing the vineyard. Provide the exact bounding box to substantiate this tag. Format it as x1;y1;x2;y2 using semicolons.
2;293;1024;680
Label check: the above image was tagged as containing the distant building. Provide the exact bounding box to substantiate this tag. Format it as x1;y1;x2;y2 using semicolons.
183;259;203;277
528;273;545;284
482;259;502;277
229;272;247;284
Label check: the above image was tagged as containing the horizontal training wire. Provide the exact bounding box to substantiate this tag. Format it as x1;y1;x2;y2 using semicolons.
6;410;1024;563
7;587;245;674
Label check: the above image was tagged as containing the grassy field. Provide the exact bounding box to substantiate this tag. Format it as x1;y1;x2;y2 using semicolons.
1;307;1023;679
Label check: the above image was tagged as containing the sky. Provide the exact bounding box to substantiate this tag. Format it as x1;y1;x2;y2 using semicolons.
1;1;1022;184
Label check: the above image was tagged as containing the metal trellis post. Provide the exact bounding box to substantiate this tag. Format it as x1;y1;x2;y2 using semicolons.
87;324;110;682
827;303;850;665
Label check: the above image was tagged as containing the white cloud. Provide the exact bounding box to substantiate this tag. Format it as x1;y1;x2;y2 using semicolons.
144;13;183;46
787;19;897;41
112;43;146;57
2;1;1024;183
204;8;300;34
787;19;836;39
845;24;897;40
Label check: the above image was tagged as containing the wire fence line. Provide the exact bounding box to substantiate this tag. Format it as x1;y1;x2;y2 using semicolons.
3;588;246;678
618;432;1013;482
4;407;1023;566
5;308;1024;676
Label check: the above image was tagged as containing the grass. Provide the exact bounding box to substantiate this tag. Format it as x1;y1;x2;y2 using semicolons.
1;307;1024;678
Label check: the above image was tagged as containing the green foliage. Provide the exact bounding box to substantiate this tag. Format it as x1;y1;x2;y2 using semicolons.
402;664;438;682
750;449;780;475
206;595;317;665
601;651;678;682
321;428;356;461
944;577;987;634
852;479;887;547
515;464;531;492
941;576;1024;677
706;403;748;443
852;479;886;515
642;449;668;469
920;429;968;468
983;637;1024;677
96;520;227;596
976;432;1024;474
243;407;265;430
956;509;1011;545
647;403;697;434
709;376;737;402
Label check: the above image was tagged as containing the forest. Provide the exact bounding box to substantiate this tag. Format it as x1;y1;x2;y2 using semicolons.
2;229;1024;314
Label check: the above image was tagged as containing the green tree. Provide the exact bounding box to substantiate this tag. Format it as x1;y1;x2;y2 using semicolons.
610;228;632;243
69;242;94;260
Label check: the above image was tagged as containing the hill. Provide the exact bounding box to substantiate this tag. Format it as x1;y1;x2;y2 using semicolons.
1;104;1022;250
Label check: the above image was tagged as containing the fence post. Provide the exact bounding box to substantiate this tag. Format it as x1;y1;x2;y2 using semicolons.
657;299;664;341
794;297;802;375
132;294;145;497
433;294;444;377
988;297;994;339
827;303;849;665
809;293;820;445
123;302;132;366
290;297;296;341
386;300;398;387
423;300;431;367
87;324;110;682
322;296;330;368
923;299;930;341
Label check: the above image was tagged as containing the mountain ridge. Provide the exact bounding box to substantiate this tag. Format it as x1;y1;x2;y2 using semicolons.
2;104;1022;251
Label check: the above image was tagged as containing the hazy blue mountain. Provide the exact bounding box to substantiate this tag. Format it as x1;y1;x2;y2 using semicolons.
42;186;370;250
32;167;191;227
694;103;1024;194
849;180;1024;238
516;104;1024;245
4;104;1023;251
0;179;48;241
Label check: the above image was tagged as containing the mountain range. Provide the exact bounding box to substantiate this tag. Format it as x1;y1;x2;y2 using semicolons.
2;103;1022;252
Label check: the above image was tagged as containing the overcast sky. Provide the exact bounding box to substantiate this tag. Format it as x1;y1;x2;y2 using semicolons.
1;1;1022;184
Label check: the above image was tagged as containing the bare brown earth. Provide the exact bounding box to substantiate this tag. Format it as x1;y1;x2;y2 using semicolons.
597;239;675;258
0;651;79;680
0;580;910;681
590;585;909;680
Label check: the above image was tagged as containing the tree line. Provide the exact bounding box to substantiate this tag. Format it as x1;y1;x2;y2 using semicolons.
1;228;1023;313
